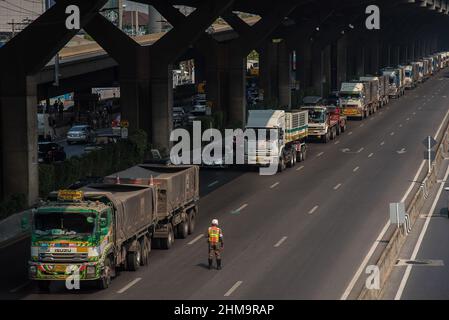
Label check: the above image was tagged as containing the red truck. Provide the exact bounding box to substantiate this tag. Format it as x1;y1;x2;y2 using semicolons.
301;105;347;143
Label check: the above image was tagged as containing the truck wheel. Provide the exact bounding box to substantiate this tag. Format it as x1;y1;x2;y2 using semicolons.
37;280;51;292
97;257;112;289
323;131;329;143
127;242;141;271
302;147;307;161
278;157;285;172
296;150;303;162
176;218;189;239
151;238;160;249
292;151;297;166
140;237;150;266
188;209;196;235
341;123;346;133
160;225;174;250
336;125;341;136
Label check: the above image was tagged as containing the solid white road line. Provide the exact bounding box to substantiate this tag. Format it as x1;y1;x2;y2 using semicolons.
188;234;203;245
333;183;342;190
296;165;304;171
317;152;324;157
117;278;142;294
9;282;30;293
308;205;319;214
368;153;374;158
341;107;449;300
353;166;359;172
394;164;449;300
270;182;280;189
274;236;288;248
224;281;243;297
208;180;219;188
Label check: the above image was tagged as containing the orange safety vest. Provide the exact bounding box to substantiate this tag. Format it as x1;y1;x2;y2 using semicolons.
208;226;221;244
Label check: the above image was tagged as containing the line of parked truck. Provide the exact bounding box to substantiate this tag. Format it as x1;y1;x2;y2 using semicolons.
243;51;449;173
26;51;449;292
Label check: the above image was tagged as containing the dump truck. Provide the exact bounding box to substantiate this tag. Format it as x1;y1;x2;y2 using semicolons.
360;76;389;108
381;67;405;98
27;165;199;291
104;164;199;249
301;105;346;143
404;64;419;89
338;81;370;119
245;109;308;172
359;77;380;113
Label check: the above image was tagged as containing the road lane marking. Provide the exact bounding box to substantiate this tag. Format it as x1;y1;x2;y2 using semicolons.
9;282;30;293
334;140;340;145
390;132;395;136
399;124;403;128
406;118;410;121
296;165;304;171
368;153;374;158
308;205;319;214
208;180;219;188
380;141;385;146
333;183;342;190
270;182;280;189
231;204;248;214
353;166;359;172
357;147;364;153
341;107;449;300
117;278;142;294
316;152;324;157
274;236;288;248
224;281;243;297
348;131;353;135
395;164;449;300
360;123;364;127
188;234;203;245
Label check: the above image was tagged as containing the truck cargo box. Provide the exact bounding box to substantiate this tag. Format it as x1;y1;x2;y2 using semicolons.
285;110;308;143
104;165;199;220
80;184;157;245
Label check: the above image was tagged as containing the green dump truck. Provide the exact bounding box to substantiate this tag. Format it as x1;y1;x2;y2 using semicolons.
27;164;199;291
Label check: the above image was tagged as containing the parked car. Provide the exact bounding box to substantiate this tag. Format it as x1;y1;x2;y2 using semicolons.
66;125;96;144
173;107;187;127
38;142;66;163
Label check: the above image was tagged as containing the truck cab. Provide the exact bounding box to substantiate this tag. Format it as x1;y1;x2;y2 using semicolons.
28;190;114;291
338;82;367;119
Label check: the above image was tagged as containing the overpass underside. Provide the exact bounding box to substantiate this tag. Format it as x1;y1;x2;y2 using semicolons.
0;0;449;205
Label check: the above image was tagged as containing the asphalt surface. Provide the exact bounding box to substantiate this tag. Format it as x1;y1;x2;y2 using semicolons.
2;69;449;299
382;157;449;300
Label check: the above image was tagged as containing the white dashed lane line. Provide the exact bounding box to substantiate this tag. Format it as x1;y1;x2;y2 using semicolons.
296;165;304;171
274;236;288;248
208;180;219;188
270;182;280;189
353;166;360;172
308;205;319;214
117;278;142;294
316;152;324;157
333;183;342;190
224;281;243;297
368;153;374;158
187;234;203;245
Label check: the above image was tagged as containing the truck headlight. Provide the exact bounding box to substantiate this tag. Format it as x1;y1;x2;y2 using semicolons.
87;266;96;275
29;265;37;276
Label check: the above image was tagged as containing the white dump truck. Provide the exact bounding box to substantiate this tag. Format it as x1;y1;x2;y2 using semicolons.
245;109;308;172
381;67;405;98
404;64;419;89
360;76;389;108
338;81;370;119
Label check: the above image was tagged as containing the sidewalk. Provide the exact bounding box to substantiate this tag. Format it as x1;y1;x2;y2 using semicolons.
0;209;32;249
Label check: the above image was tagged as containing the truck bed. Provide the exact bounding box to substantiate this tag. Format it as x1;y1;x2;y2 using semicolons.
104;165;199;220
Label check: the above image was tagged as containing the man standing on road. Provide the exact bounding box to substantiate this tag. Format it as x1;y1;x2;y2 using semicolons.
206;219;223;270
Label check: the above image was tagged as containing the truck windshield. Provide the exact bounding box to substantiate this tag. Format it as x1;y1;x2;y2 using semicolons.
339;92;361;99
389;76;395;84
308;110;325;123
34;212;95;238
405;71;412;77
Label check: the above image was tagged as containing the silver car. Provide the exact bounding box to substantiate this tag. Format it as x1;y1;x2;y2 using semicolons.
66;125;96;144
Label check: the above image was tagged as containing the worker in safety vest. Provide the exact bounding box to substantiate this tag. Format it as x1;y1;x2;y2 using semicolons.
206;219;223;270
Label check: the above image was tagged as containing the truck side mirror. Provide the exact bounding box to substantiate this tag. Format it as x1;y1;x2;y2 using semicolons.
100;217;107;228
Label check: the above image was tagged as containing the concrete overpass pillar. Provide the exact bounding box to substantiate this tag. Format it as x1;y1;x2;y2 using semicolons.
0;76;38;205
228;54;247;127
336;37;347;90
310;44;323;96
278;40;292;108
295;41;313;97
259;40;277;105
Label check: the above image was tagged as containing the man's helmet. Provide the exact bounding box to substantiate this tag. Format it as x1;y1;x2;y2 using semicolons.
211;219;218;226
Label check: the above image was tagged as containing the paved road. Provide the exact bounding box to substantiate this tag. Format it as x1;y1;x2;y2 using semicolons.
382;158;449;300
2;69;449;299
